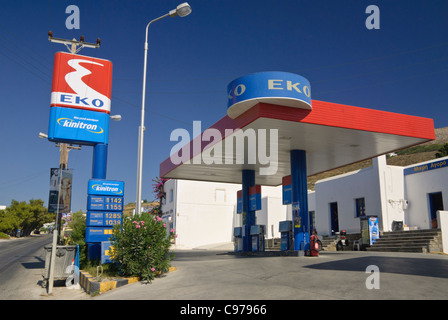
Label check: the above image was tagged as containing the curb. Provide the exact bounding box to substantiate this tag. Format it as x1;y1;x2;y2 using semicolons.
79;267;177;295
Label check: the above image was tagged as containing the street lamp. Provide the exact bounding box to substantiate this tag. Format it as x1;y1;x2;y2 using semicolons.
136;2;192;215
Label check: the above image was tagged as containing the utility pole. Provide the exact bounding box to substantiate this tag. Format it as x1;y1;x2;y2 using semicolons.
46;32;99;295
55;143;80;241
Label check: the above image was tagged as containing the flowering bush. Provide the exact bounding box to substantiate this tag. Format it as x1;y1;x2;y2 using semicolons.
149;177;168;217
111;213;176;283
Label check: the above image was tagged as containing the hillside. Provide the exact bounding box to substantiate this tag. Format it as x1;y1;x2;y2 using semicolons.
123;201;159;217
307;127;448;190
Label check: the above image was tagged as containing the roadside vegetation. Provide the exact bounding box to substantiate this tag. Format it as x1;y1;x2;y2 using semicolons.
65;177;175;283
0;199;54;237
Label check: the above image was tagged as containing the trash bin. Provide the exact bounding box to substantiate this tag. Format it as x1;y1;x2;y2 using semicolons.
392;220;403;231
42;245;77;288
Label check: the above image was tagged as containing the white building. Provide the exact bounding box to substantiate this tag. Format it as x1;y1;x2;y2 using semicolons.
161;155;447;249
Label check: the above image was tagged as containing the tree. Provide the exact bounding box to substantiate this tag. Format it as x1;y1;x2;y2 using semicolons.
435;143;448;158
0;199;54;236
66;210;87;267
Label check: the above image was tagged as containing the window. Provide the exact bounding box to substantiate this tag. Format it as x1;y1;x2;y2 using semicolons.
169;189;174;203
355;198;366;217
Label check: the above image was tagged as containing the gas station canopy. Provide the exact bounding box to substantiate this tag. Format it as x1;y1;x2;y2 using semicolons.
160;100;435;186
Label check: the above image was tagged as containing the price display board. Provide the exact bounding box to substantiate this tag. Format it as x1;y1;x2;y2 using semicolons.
85;179;124;261
87;211;122;227
87;195;123;211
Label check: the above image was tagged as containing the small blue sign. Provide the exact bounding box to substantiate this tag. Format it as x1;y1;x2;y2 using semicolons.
237;193;242;214
88;179;124;196
87;195;123;211
101;241;114;264
48;107;109;145
85;227;114;242
249;193;261;211
86;211;122;227
282;184;292;205
227;71;312;119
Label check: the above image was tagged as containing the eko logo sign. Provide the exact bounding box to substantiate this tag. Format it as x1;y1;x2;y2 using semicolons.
48;52;113;145
51;52;113;114
227;71;312;119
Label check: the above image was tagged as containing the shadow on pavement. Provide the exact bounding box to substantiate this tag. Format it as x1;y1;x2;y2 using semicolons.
304;255;448;279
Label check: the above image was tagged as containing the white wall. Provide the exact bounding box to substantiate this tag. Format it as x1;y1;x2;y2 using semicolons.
314;166;380;236
404;156;448;229
374;156;406;232
163;180;241;249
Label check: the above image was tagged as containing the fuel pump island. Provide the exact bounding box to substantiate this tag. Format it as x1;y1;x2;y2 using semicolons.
159;71;435;256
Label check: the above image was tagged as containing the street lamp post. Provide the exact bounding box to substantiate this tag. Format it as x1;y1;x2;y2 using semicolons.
136;3;192;215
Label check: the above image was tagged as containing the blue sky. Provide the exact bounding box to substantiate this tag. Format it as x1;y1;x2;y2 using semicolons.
0;0;447;213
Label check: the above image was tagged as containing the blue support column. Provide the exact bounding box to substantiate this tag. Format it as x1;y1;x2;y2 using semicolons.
290;150;309;251
92;143;108;179
242;170;255;252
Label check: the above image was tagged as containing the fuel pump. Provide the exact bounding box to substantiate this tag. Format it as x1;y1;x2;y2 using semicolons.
233;227;243;252
250;225;265;252
279;221;293;251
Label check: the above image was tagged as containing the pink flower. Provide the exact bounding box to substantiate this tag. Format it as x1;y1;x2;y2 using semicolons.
156;216;162;222
140;221;145;225
170;228;175;233
136;224;141;228
148;246;150;249
163;223;166;228
174;234;178;238
151;267;155;272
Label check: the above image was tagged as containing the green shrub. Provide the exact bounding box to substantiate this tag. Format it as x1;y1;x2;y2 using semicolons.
0;232;9;239
111;213;176;283
66;210;87;268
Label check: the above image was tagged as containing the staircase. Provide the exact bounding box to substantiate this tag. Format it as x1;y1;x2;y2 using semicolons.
321;233;361;251
367;229;442;253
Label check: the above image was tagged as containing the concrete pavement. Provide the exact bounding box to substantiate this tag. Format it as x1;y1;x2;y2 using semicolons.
4;235;447;300
94;249;448;300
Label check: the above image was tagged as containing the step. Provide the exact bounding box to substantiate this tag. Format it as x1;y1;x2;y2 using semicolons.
381;229;440;237
367;229;441;253
366;246;426;252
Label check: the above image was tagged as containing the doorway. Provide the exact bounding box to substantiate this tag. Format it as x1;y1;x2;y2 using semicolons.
330;202;339;235
429;192;444;228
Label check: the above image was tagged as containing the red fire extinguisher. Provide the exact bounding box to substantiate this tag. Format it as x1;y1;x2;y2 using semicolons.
310;230;320;256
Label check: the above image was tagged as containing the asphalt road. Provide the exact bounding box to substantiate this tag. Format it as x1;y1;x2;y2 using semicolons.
0;234;89;300
0;234;52;299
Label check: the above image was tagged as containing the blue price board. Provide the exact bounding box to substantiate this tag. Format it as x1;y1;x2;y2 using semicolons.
87;211;122;227
87;195;123;211
86;227;114;242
